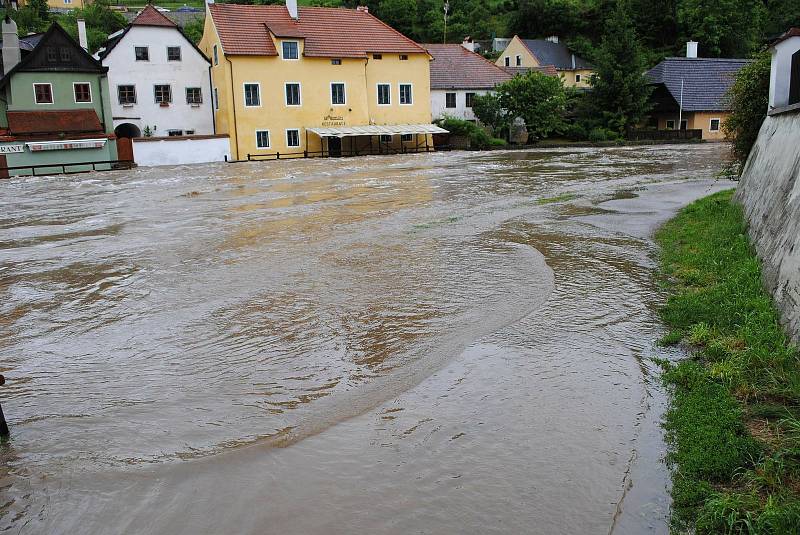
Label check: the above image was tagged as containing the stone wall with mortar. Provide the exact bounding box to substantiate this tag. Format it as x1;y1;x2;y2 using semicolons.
735;110;800;342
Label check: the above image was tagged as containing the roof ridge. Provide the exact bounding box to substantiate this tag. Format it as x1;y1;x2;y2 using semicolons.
132;4;177;27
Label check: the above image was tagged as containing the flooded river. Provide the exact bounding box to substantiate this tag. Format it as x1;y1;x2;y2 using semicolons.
0;145;731;533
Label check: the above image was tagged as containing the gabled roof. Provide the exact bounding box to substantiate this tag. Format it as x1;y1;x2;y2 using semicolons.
131;5;177;28
208;4;428;58
770;27;800;47
520;39;593;71
424;44;512;89
645;57;751;111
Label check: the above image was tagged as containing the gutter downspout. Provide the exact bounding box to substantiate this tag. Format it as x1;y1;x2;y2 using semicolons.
99;74;108;132
208;64;216;134
226;55;239;160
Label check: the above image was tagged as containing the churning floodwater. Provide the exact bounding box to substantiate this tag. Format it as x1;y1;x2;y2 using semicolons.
0;145;731;534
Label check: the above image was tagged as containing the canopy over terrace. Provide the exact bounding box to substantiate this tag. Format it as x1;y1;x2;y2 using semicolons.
306;123;449;157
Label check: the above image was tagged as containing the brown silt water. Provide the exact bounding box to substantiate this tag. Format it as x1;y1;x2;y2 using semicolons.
0;145;731;533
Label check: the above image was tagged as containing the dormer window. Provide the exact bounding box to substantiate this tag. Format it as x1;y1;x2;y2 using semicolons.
282;41;299;60
373;54;382;60
399;55;408;60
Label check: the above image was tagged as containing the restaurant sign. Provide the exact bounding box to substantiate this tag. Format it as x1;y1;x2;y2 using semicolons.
321;115;345;127
0;144;24;154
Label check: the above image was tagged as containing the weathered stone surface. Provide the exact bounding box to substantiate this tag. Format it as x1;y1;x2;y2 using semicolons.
509;117;529;145
736;111;800;342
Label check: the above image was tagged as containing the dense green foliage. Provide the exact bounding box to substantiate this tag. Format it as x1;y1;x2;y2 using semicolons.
433;116;506;149
497;71;567;139
723;52;772;169
182;16;206;45
656;190;800;533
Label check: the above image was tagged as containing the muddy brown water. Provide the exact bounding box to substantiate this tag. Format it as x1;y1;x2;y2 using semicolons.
0;145;732;534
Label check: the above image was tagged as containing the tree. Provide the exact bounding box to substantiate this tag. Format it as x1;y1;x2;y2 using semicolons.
471;92;509;136
723;52;771;168
183;17;205;45
677;0;765;57
58;0;127;52
495;71;567;140
590;0;652;134
378;0;417;36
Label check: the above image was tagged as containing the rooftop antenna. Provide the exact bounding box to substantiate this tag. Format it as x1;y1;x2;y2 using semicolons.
443;1;449;44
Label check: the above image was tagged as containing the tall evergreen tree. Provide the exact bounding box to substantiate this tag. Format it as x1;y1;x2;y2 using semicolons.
590;0;652;134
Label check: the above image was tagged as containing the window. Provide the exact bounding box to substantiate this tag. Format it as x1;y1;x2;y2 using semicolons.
256;130;270;149
135;46;149;61
60;48;71;62
709;118;721;132
286;129;300;147
282;41;299;60
214;87;219;110
73;82;91;103
399;54;408;60
186;130;195;135
168;130;183;136
118;85;136;105
186;87;202;104
465;92;475;108
244;83;260;107
285;83;301;106
399;83;412;105
46;47;57;63
377;83;391;105
213;45;219;66
34;83;53;104
504;57;510;67
401;134;413;142
380;134;392;143
373;54;382;60
515;55;521;66
331;58;342;65
666;119;676;130
167;46;181;61
575;74;582;83
154;84;172;104
445;92;456;108
331;83;346;105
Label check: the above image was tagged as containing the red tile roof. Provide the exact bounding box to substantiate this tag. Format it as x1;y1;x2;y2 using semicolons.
7;110;104;135
132;5;177;27
424;44;512;89
771;27;800;46
208;4;428;58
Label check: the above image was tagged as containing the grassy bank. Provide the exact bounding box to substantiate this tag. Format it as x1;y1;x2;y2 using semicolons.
655;189;800;533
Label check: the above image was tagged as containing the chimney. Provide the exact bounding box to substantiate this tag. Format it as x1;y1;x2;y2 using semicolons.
356;5;369;13
686;41;698;58
77;19;88;51
2;16;20;73
545;35;559;43
287;0;298;19
462;36;475;52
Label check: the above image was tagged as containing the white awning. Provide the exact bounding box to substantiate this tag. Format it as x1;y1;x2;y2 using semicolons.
26;139;108;152
307;124;448;138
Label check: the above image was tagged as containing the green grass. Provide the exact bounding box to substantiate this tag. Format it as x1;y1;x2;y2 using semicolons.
536;193;576;205
655;189;800;533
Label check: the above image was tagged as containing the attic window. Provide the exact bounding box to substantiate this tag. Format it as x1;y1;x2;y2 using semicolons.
60;48;71;62
373;54;382;60
282;41;299;60
46;47;57;63
399;55;408;60
331;59;342;65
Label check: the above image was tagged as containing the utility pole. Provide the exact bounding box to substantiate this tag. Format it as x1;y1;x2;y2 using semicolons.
443;1;449;44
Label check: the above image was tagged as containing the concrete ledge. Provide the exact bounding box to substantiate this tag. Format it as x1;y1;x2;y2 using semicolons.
133;134;229;142
768;102;800;116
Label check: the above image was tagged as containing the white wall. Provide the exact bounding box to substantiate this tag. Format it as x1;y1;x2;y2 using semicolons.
431;89;492;121
770;36;800;109
102;26;214;136
132;136;231;167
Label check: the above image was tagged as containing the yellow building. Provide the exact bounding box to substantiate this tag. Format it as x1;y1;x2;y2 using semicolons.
18;0;90;9
496;35;594;88
199;1;444;161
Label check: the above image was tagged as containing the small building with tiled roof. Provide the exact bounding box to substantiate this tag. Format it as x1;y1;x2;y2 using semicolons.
768;28;800;112
198;0;444;160
424;43;512;121
645;55;751;140
96;5;215;142
496;35;594;88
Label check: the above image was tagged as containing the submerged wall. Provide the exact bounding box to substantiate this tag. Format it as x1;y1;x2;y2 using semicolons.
735;110;800;341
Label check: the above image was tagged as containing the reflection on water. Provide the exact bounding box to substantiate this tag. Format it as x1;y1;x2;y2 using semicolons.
0;145;731;533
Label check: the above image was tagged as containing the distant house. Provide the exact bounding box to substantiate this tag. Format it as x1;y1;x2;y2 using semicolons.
768;28;800;112
0;19;117;177
424;43;512;122
645;50;751;141
97;5;214;140
18;0;89;10
495;35;593;88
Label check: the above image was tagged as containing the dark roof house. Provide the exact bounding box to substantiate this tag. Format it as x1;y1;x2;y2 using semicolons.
424;44;512;90
521;39;593;70
645;57;751;112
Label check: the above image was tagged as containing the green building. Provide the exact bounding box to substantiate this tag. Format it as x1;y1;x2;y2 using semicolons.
0;18;118;177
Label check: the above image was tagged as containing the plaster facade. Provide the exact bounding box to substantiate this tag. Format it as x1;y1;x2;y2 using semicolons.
769;35;800;110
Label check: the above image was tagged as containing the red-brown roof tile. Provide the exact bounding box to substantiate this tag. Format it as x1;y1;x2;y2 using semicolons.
132;5;177;27
209;4;428;58
424;44;512;89
771;27;800;46
7;110;104;135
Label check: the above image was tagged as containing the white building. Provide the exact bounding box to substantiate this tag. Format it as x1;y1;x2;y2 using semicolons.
97;5;214;139
769;28;800;111
424;42;512;122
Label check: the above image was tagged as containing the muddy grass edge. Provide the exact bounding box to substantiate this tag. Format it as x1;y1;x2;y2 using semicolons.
654;189;800;533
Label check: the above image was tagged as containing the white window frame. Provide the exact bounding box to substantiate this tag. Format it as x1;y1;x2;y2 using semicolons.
377;83;391;106
33;83;53;105
575;73;582;83
445;92;457;109
185;87;203;105
117;84;137;105
465;92;476;108
154;83;172;104
709;118;721;132
330;82;346;106
516;55;522;66
286;128;300;148
666;119;676;130
72;81;92;104
167;46;182;62
504;56;510;67
284;82;302;107
134;45;149;61
399;82;413;106
243;82;261;108
255;129;270;149
281;41;300;60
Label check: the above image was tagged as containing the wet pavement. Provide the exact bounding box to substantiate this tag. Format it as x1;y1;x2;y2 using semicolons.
0;145;732;533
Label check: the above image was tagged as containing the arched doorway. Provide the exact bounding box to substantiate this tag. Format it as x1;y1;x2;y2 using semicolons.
114;123;140;163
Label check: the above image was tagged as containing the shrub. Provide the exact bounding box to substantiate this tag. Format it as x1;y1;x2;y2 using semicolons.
588;127;607;143
724;52;771;170
434;116;505;150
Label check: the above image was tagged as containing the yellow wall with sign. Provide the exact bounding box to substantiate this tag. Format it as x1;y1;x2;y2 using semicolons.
200;8;433;160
